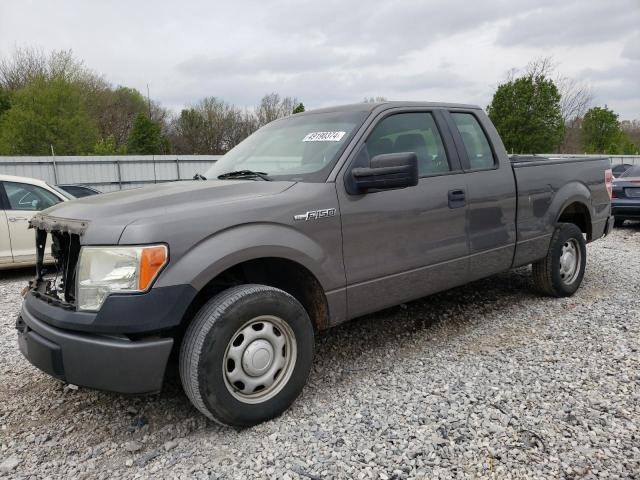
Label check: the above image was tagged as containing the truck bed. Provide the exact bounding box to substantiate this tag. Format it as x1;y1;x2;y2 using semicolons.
509;154;612;268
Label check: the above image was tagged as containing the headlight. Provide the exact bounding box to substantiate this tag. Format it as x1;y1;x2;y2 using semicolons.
76;245;168;311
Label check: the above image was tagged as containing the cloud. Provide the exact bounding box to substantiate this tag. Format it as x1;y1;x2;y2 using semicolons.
0;0;638;119
622;33;640;60
574;59;639;119
178;48;357;77
496;0;640;47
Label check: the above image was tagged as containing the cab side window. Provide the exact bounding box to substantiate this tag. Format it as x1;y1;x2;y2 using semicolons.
451;113;495;170
4;182;61;211
366;113;450;177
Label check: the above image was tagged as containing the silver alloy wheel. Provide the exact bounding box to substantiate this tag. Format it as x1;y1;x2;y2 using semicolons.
559;238;581;285
223;315;297;404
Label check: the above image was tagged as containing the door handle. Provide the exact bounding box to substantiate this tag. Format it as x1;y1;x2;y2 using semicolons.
8;216;29;222
448;189;466;209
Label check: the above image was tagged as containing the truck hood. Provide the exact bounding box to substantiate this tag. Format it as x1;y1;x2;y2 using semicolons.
34;180;295;244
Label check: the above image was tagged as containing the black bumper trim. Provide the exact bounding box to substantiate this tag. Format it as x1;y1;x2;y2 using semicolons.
611;202;640;219
17;303;173;394
611;210;640;219
24;283;197;334
605;215;614;236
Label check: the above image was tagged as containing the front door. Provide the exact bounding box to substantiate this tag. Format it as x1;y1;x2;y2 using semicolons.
1;181;64;263
337;110;469;319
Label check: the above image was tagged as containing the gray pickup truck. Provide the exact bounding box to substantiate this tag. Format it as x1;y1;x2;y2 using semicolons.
17;102;614;426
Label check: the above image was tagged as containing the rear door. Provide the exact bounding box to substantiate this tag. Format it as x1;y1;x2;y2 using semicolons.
444;110;517;279
2;181;64;263
0;185;12;265
337;108;469;319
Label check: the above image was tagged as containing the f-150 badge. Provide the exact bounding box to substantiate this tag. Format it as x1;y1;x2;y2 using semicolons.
294;208;337;221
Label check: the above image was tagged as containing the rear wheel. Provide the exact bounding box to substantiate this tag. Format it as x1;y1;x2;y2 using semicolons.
179;284;314;427
532;223;586;297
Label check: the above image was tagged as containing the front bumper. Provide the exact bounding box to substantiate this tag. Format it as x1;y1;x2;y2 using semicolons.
17;298;174;394
26;283;197;334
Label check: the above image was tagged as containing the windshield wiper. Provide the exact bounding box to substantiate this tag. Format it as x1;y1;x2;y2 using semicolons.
217;170;272;181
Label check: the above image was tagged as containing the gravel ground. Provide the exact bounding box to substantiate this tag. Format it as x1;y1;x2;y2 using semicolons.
1;226;639;479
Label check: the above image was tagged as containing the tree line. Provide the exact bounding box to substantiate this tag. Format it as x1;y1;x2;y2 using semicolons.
0;47;304;156
0;48;637;156
487;58;639;154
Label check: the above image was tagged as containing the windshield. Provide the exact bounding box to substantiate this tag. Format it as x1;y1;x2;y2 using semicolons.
48;184;75;199
620;165;640;178
204;111;367;182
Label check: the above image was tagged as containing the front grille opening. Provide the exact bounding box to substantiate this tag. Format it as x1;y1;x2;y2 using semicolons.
33;229;81;308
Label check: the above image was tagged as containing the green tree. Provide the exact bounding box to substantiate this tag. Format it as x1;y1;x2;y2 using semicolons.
88;86;148;148
618;135;639;155
0;76;98;155
127;113;163;154
487;74;564;153
621;120;640;151
581;106;636;154
0;47;104;92
172;108;207;153
292;102;305;114
93;135;125;155
0;85;10;118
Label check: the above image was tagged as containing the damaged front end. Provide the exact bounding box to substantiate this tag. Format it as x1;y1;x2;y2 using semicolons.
17;213;177;394
28;214;89;310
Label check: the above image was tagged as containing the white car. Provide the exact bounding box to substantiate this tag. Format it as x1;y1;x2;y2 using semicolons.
0;174;71;269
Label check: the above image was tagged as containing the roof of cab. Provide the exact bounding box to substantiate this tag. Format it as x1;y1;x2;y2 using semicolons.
297;101;482;116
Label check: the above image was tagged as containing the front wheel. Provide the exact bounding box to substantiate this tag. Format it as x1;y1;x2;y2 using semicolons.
532;223;587;297
179;285;314;427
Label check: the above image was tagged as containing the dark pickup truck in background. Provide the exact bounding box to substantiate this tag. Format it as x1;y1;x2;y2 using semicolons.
17;102;613;426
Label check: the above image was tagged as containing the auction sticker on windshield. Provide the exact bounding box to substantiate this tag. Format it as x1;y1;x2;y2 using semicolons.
303;131;346;142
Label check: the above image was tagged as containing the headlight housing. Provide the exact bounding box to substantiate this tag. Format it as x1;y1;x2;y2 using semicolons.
76;245;168;311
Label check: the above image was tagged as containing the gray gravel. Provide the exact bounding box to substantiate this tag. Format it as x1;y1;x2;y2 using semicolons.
1;226;639;479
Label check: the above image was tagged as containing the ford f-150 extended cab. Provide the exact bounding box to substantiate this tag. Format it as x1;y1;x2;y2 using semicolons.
16;102;614;426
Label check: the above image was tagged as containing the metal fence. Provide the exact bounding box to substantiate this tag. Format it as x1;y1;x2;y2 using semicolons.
0;154;639;192
538;154;640;165
0;155;221;192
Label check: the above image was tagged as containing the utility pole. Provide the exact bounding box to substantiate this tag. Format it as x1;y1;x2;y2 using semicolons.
50;144;59;184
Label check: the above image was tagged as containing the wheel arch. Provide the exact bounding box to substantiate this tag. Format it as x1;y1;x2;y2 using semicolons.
556;199;593;240
550;182;594;240
161;224;337;333
182;256;330;333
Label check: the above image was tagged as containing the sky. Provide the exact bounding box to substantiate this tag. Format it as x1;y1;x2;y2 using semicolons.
1;0;639;119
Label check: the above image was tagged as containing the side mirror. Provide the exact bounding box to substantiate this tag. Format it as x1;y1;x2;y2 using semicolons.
351;152;418;193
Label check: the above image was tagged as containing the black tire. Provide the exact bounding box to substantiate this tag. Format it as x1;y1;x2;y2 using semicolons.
179;284;314;427
532;223;587;297
614;217;625;228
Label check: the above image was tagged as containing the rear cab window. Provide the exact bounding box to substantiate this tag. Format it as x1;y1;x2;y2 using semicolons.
450;112;496;171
